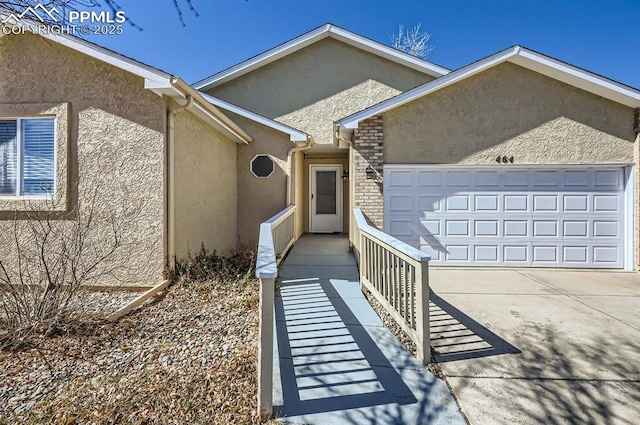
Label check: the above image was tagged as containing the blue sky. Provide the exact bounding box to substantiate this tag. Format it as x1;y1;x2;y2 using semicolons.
86;0;640;88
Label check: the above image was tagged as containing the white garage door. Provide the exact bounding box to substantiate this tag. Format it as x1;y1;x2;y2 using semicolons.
384;166;630;268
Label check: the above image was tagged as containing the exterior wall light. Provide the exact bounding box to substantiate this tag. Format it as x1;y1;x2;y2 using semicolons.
342;170;349;180
365;165;375;180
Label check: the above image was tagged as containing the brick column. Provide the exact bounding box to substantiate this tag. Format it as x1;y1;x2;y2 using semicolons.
352;115;384;229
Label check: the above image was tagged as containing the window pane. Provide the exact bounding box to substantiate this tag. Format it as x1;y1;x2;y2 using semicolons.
0;121;17;195
22;119;55;195
316;170;336;214
251;155;274;178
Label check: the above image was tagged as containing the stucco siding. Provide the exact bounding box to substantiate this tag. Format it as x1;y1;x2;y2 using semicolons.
232;114;290;243
384;62;635;165
0;32;166;286
173;109;238;257
207;38;434;145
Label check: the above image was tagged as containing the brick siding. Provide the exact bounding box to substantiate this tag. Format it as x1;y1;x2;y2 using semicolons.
352;115;384;229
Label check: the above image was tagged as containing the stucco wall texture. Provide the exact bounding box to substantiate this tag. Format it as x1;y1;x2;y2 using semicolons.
228;113;290;244
0;32;166;286
384;63;636;164
173;109;238;258
207;38;435;145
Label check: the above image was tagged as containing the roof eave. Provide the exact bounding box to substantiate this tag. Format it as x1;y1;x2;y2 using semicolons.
193;23;450;91
199;92;310;143
338;45;640;130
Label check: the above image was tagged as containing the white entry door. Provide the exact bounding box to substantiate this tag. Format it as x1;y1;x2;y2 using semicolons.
310;165;342;233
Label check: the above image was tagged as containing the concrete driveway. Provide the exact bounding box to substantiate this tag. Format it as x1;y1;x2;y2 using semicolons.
429;269;640;425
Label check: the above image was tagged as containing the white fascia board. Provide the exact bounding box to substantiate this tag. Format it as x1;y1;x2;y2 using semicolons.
172;79;253;144
199;92;309;143
511;49;640;108
193;25;330;90
339;47;519;129
193;23;450;91
5;17;174;88
339;45;640;129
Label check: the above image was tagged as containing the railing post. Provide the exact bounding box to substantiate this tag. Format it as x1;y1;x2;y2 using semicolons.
257;277;274;420
359;234;367;290
415;259;430;365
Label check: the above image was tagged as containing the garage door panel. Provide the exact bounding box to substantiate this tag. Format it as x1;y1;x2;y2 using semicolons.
387;194;413;213
593;195;618;211
384;166;627;268
446;195;470;211
534;171;559;187
563;195;588;212
593;246;619;263
533;195;558;211
593;221;618;237
387;170;413;187
446;245;469;261
475;220;499;236
563;246;589;263
388;219;413;236
532;246;558;263
504;195;528;211
504;245;529;262
418;195;441;212
445;220;470;236
476;171;500;187
564;170;590;187
563;221;588;237
504;171;529;187
505;220;528;237
533;220;557;237
594;170;621;188
474;195;499;211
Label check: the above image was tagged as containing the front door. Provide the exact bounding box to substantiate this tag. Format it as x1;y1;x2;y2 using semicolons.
310;165;342;232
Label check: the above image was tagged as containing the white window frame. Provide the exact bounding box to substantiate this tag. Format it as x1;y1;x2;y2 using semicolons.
0;116;57;199
250;154;275;179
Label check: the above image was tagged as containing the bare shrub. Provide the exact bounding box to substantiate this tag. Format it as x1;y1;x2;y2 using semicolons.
170;242;257;285
0;186;144;348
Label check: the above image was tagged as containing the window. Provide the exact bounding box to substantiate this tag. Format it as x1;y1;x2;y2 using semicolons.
251;154;274;178
0;118;55;197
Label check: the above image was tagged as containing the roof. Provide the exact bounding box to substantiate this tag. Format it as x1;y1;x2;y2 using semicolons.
338;45;640;134
193;23;450;91
199;93;310;143
0;10;252;144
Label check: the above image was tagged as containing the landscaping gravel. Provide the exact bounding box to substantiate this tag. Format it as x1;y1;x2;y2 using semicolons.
0;280;261;424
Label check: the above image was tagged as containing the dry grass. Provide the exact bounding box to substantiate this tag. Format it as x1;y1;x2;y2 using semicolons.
0;279;262;425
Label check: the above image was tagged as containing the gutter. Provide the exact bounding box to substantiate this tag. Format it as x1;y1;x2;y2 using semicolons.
170;77;253;145
165;95;194;269
286;136;315;205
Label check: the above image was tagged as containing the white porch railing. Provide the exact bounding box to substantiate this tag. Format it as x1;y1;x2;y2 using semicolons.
255;205;296;419
352;208;432;364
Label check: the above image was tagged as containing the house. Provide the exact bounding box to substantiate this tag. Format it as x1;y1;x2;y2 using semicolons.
1;22;639;288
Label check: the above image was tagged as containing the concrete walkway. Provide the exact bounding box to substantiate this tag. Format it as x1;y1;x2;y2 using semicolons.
272;235;464;425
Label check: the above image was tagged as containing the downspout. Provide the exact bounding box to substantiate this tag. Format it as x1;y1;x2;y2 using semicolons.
286;136;314;205
165;95;194;270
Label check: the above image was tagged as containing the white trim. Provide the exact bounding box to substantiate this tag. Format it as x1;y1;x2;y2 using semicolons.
0;14;172;88
624;165;634;270
199;92;309;143
339;45;640;131
193;23;450;91
250;154;275;179
383;163;635;170
0;116;56;199
309;164;343;233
